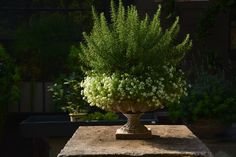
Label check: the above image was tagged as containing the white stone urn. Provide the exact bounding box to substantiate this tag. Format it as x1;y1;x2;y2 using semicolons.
109;101;158;139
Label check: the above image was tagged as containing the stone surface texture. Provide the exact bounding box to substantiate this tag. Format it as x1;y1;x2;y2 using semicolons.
58;125;213;157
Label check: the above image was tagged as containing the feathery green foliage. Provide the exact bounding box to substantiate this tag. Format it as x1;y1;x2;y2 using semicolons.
78;0;192;75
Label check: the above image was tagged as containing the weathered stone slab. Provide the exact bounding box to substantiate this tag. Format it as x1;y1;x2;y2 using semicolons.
58;125;213;157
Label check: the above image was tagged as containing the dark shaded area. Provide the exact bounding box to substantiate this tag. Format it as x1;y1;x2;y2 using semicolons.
0;111;179;157
0;113;47;157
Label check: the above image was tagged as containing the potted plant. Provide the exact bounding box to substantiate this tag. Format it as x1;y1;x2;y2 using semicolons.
48;74;89;122
77;0;192;139
168;72;236;138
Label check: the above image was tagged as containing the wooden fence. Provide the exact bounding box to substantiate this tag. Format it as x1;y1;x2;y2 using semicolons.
8;82;54;113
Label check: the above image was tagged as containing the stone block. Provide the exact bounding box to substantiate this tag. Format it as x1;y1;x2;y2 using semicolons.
58;125;213;157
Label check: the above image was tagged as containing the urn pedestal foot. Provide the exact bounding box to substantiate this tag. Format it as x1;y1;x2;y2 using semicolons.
116;113;152;139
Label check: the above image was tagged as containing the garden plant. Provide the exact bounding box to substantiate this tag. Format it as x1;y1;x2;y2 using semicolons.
168;72;236;138
168;72;236;124
0;45;20;139
76;0;192;138
49;74;89;121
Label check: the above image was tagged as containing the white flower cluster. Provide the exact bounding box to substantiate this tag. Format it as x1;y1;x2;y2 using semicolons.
80;66;187;110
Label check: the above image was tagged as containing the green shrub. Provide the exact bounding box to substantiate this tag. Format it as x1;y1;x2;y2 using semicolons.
168;72;236;124
82;112;118;121
0;45;20;137
48;74;89;114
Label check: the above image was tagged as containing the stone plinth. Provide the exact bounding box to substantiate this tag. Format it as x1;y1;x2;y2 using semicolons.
57;125;213;157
